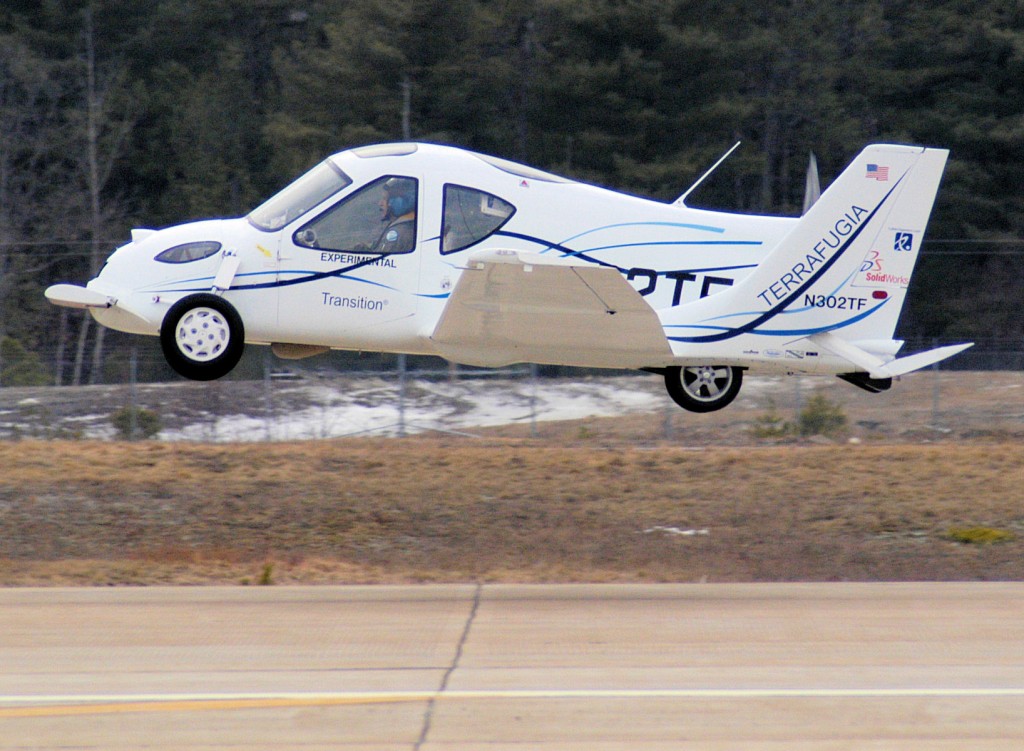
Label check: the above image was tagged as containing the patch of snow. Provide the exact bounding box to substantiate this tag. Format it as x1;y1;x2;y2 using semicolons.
643;526;710;537
157;377;665;442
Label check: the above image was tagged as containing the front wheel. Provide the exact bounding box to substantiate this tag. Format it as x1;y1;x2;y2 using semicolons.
664;365;743;413
160;294;245;381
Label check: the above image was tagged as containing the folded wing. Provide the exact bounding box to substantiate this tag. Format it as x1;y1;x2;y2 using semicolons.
431;249;672;368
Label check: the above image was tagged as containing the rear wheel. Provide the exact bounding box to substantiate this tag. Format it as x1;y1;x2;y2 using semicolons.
664;365;743;413
160;294;245;381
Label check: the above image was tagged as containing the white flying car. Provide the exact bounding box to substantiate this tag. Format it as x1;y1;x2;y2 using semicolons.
46;142;972;412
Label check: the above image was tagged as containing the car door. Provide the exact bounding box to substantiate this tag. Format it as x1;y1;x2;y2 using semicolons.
274;175;422;351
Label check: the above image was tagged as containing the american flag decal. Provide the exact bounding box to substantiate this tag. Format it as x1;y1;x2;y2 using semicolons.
866;164;889;181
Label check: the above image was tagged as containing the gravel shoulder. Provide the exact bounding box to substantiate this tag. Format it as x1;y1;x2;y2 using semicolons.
1;433;1021;585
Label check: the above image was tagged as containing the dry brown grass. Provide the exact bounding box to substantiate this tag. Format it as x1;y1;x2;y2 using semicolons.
1;435;1022;585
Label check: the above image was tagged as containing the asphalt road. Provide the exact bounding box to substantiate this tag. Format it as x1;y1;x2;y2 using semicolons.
1;583;1022;749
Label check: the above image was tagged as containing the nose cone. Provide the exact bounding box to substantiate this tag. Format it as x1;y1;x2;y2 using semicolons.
46;217;253;337
95;219;235;286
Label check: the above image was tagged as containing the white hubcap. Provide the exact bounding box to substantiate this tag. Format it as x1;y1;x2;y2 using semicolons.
175;307;230;363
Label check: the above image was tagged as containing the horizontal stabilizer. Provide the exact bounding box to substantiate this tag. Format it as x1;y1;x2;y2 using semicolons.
875;342;974;377
44;284;115;309
810;332;973;378
432;249;672;368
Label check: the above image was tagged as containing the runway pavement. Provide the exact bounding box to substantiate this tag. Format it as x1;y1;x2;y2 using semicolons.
1;583;1022;749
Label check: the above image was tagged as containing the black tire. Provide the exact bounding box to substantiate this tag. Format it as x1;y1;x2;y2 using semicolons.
664;365;743;413
160;294;245;381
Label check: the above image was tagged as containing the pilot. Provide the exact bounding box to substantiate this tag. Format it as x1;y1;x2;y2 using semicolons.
372;177;416;254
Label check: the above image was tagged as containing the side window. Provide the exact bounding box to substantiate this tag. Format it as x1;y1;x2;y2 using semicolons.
294;176;418;254
441;185;516;254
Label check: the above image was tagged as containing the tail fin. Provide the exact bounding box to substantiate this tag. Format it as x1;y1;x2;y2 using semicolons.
664;145;971;372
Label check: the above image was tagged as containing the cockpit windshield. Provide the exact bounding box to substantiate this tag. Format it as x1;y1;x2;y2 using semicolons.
247;160;352;231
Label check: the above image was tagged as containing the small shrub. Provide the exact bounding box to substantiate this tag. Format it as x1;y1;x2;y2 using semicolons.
798;392;847;437
259;562;275;585
751;402;791;438
111;406;162;440
944;526;1016;545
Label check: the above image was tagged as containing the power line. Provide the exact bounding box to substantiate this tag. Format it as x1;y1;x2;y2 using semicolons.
921;249;1024;255
2;238;1023;259
927;239;1024;243
0;240;127;248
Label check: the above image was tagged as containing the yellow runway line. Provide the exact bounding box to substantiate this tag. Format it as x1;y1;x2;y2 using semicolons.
0;694;429;719
3;687;1024;719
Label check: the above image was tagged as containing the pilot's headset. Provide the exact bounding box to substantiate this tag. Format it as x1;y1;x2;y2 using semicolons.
383;178;414;219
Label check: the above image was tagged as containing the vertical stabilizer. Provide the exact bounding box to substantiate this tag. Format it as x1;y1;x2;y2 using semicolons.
663;144;949;352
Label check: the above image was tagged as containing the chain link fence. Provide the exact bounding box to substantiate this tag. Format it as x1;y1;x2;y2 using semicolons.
0;338;1021;444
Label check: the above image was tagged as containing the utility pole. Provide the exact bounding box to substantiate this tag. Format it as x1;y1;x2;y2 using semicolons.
397;353;407;437
401;78;412;141
85;5;106;384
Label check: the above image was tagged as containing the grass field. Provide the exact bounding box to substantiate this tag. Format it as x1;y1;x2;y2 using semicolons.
1;434;1021;585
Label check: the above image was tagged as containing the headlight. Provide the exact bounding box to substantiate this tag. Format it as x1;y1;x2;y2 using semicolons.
155;241;222;264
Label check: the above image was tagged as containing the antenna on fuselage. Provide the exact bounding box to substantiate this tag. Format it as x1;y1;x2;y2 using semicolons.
673;141;741;207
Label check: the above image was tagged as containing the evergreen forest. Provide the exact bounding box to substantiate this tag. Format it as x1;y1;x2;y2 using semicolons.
1;0;1022;385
